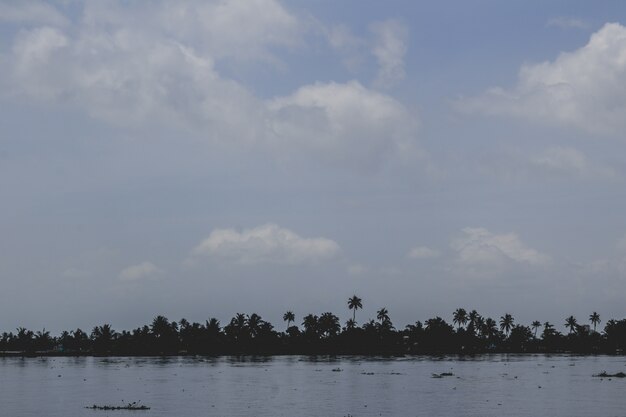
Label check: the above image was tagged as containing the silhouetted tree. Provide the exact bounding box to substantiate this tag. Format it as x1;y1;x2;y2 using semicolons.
348;295;363;323
565;316;578;335
453;308;468;330
500;314;514;336
589;312;600;332
531;321;541;338
318;312;340;338
283;311;295;330
34;329;54;351
91;324;116;354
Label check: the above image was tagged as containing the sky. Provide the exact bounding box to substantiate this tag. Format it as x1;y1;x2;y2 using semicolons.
2;0;626;334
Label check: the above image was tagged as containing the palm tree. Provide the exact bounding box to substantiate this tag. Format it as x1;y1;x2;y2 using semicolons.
499;314;514;336
589;312;600;332
206;318;221;335
542;322;555;339
302;314;319;337
376;307;393;330
348;295;363;322
91;324;116;353
318;312;340;338
344;318;356;331
376;307;390;324
467;310;480;333
283;311;295;330
248;313;263;338
151;315;171;339
34;329;53;351
531;321;541;338
483;318;498;340
453;308;468;330
565;316;578;334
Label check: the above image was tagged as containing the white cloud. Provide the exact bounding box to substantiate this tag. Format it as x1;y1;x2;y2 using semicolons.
154;0;301;62
451;227;550;267
546;17;589;30
457;23;626;135
531;146;616;178
190;224;341;265
370;19;408;88
407;246;440;259
0;1;68;26
268;80;419;168
3;4;420;170
118;262;162;281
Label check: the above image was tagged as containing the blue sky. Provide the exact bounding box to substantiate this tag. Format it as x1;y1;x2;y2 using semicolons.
2;1;626;333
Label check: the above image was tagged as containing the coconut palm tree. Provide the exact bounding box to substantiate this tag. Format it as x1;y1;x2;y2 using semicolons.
589;312;600;332
531;321;541;338
247;313;263;338
376;307;393;331
283;311;295;329
34;329;53;351
453;308;468;330
467;310;481;334
480;318;498;340
91;324;116;353
499;314;514;336
344;319;356;331
302;314;319;337
565;316;578;334
376;307;390;324
150;315;171;339
542;322;555;339
348;295;363;322
318;312;340;338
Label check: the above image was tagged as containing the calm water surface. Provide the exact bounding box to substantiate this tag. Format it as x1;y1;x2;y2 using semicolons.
1;355;625;417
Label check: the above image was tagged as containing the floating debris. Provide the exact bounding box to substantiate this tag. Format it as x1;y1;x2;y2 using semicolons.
432;372;454;378
593;371;626;378
331;368;342;372
85;401;150;410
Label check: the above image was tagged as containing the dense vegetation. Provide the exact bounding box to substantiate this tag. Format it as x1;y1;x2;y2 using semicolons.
2;297;625;356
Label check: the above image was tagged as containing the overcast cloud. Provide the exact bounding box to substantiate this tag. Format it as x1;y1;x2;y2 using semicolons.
2;1;626;333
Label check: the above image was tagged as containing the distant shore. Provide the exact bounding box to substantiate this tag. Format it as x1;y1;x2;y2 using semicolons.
2;306;625;357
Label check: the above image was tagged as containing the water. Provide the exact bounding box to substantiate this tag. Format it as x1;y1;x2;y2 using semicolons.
1;355;625;417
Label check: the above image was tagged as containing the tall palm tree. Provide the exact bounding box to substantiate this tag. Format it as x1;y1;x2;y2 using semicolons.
467;310;482;334
499;314;514;336
348;295;363;322
531;321;541;338
565;316;578;334
283;311;295;330
589;312;600;332
453;308;468;330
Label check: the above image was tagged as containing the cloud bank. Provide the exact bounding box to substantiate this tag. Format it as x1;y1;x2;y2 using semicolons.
451;227;550;267
457;23;626;135
190;224;340;265
3;1;419;170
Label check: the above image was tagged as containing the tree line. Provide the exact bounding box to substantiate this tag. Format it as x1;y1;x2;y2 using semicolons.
1;296;625;356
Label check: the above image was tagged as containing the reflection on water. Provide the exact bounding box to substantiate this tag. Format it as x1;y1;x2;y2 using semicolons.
1;355;625;417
